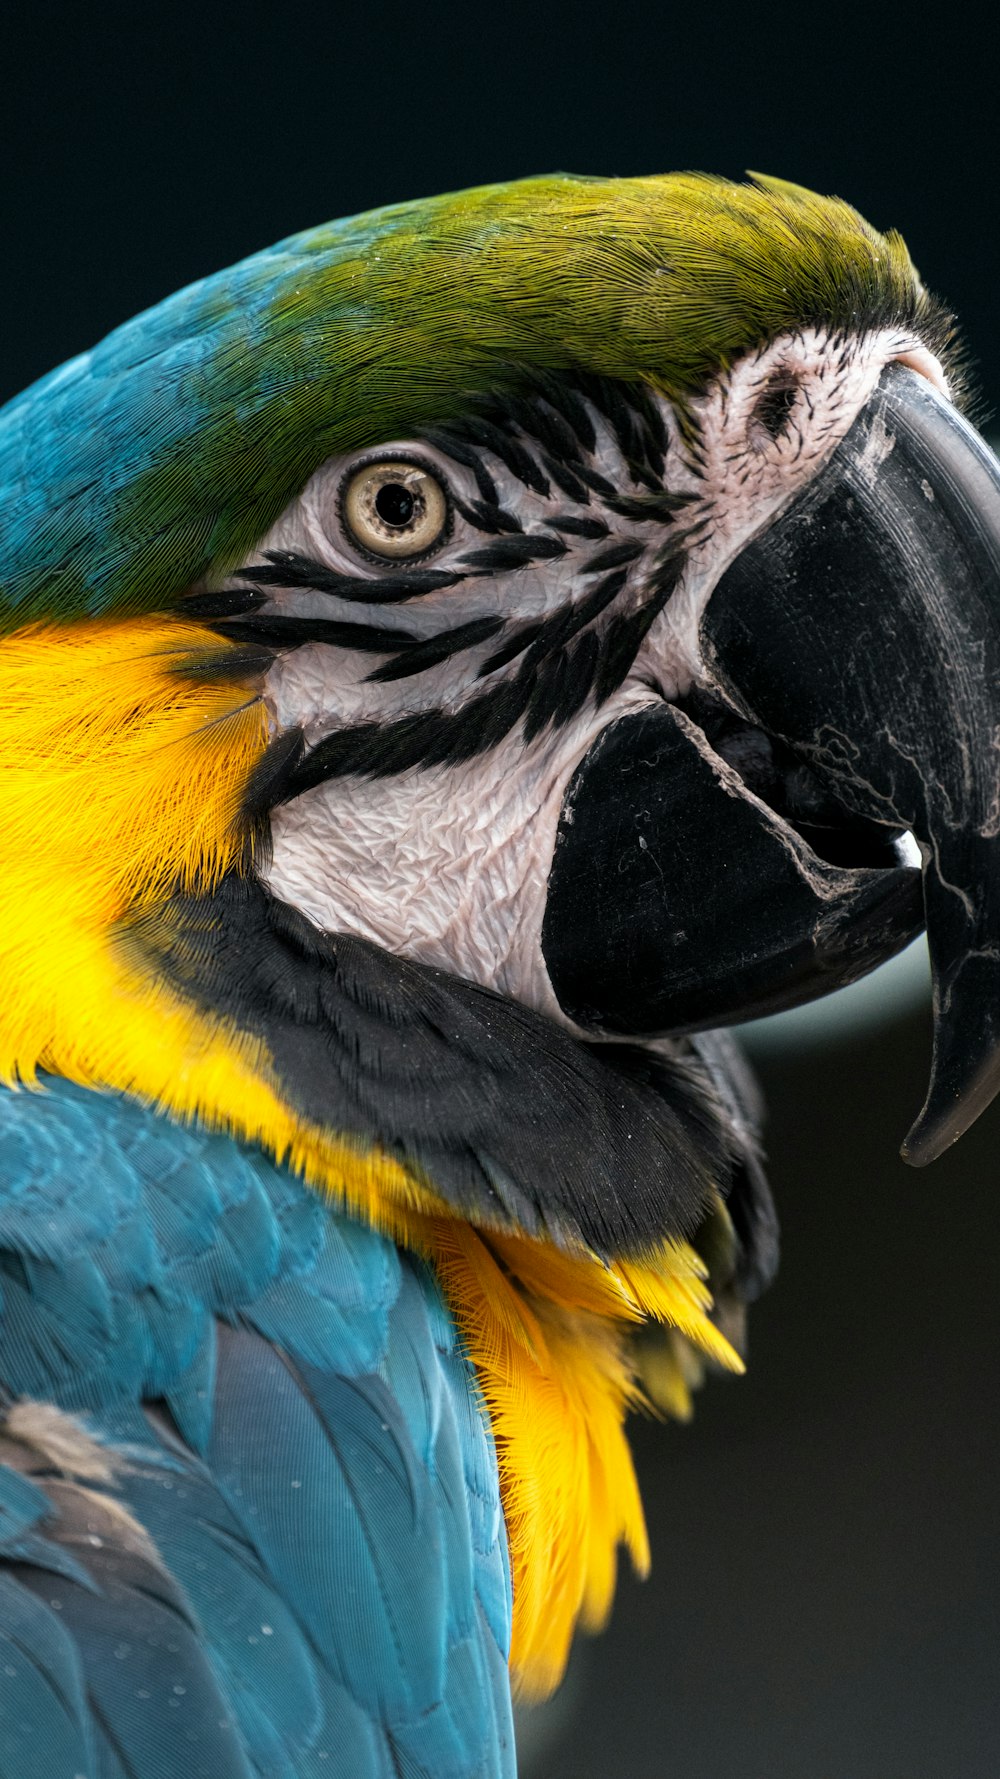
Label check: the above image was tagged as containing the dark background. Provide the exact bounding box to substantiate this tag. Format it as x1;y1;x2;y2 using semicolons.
4;6;998;1773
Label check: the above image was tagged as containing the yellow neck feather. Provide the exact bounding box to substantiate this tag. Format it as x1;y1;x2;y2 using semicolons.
0;616;741;1695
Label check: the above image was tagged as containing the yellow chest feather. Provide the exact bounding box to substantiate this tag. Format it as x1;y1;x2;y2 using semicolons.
0;616;740;1694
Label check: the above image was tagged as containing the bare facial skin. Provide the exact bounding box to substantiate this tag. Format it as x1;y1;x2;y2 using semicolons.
246;329;947;1015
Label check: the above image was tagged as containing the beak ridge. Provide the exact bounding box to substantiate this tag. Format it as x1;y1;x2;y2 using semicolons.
700;363;1000;1161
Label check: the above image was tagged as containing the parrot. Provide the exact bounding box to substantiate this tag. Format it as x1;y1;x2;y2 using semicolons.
1;168;1000;1778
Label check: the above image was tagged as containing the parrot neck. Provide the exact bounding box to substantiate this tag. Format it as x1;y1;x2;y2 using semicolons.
0;614;738;1697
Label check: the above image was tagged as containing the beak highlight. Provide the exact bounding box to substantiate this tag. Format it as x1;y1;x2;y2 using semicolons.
699;364;1000;1165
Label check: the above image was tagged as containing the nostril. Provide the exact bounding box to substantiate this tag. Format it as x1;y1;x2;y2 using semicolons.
749;376;799;448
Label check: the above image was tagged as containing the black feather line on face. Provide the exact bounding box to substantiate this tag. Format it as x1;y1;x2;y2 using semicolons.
524;648;574;742
183;587;268;620
604;487;698;523
422;371;669;509
205;372;694;803
173;643;276;680
197;374;676;650
491;568;631;680
365;614;504;683
452;495;524;535
558;629;602;725
579;540;644;574
218;613;422;653
499;392;588;465
457;417;550;497
238;551;464;605
421;428;500;504
242;727;307;821
459;534;567;573
538;453;594;504
575;372;668;480
522;373;598;454
594;588;677;705
272;555;681;800
570;461;618;499
278;680;530;792
475;620;547;677
544;512;609;539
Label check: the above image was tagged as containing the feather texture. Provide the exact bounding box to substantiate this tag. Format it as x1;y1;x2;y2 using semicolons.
0;1078;515;1777
0;173;807;1760
0;174;941;632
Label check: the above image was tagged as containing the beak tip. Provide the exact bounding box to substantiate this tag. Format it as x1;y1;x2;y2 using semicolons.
899;1118;948;1168
900;1032;1000;1167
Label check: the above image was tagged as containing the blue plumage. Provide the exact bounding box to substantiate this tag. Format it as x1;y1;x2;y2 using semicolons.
0;216;379;627
0;1079;514;1776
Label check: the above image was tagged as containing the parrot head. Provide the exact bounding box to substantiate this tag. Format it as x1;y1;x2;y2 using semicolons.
3;170;999;1692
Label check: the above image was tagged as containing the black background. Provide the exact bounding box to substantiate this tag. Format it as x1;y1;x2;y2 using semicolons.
4;6;998;1773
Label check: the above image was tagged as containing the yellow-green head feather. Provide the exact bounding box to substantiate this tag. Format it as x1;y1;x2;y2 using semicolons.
0;172;950;631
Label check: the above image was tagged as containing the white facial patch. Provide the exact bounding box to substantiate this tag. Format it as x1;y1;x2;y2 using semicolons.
266;682;660;1021
635;326;944;698
257;414;668;734
231;326;948;1012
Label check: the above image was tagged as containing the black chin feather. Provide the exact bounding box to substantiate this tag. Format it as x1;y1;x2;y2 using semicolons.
125;873;761;1261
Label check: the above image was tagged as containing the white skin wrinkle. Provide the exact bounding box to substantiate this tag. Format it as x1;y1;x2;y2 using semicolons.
268;687;657;1023
251;327;948;1018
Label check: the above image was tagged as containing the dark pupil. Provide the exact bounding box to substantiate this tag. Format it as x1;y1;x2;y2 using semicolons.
374;482;416;527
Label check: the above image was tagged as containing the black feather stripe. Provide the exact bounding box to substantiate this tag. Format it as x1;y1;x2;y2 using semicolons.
262;552;687;799
458;418;550;497
572;461;618;499
538;454;594;504
604;488;698;523
623;455;667;494
240;550;464;605
242;728;307;818
174;644;276;680
597;383;649;469
524;374;598;453
579;373;670;480
219;613;420;652
269;581;656;798
594;595;673;705
456;677;534;757
275;674;536;795
181;587;268;619
527;569;629;664
459;535;567;573
420;428;500;505
452;495;524;535
524;649;572;741
544;512;609;540
477;620;547;677
501;394;586;464
580;540;644;575
557;629;602;724
478;567;629;679
365;615;504;683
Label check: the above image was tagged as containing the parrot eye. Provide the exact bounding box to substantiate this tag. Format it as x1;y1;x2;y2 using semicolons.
341;458;450;560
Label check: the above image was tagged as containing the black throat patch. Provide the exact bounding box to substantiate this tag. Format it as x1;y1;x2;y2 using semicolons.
126;871;767;1262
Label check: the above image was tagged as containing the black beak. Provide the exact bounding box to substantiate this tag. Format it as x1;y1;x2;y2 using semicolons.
543;364;1000;1165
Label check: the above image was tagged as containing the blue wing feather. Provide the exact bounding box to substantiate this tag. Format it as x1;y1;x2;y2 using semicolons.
0;1078;515;1776
0;1572;94;1778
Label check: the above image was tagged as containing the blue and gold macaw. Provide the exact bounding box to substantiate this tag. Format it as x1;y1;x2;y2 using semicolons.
2;172;1000;1777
